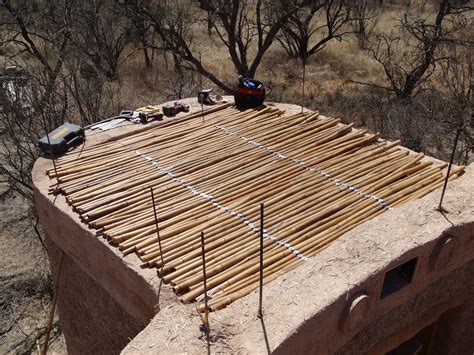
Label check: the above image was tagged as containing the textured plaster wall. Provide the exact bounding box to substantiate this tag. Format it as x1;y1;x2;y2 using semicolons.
33;99;473;354
32;98;225;353
46;239;147;354
434;295;474;355
122;165;473;354
337;259;474;354
272;222;474;355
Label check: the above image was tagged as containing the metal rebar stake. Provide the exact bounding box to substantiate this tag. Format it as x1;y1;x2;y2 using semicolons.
199;52;204;123
301;58;306;116
44;126;59;191
258;203;264;318
200;231;209;329
438;126;462;211
150;187;165;274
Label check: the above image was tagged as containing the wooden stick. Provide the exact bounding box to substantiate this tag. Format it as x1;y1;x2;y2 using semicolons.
301;57;306;115
199;52;204;124
42;251;63;355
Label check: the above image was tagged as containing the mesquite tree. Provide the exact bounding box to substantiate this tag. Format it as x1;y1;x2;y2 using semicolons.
0;0;78;253
72;0;129;80
438;44;473;164
116;0;156;68
0;0;74;201
348;0;383;49
143;0;310;93
366;0;473;99
277;0;352;61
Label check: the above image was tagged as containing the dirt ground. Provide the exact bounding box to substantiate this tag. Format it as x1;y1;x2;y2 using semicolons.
0;178;66;353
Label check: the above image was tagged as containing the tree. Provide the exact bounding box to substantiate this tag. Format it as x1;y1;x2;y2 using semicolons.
277;0;352;61
143;0;310;93
438;44;473;164
364;0;473;99
348;0;383;49
72;0;129;80
65;57;126;126
1;0;74;107
0;0;77;258
0;0;74;201
117;0;156;68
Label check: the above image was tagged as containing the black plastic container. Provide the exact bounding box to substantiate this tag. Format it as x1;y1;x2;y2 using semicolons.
38;123;84;155
234;78;266;109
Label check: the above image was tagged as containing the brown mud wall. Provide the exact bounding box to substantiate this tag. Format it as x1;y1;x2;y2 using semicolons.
46;240;147;354
272;222;474;355
33;167;166;354
121;165;473;354
338;259;474;354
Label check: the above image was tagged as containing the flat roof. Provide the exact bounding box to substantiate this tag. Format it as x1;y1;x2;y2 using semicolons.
44;100;464;312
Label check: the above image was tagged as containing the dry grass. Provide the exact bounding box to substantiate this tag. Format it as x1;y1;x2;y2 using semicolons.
114;5;398;130
0;186;65;353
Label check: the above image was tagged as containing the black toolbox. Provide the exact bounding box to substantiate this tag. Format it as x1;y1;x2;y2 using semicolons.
38;123;84;155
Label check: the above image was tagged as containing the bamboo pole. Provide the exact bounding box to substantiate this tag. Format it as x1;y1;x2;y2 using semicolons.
45;104;464;311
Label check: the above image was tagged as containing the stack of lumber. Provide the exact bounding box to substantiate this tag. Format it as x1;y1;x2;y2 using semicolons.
47;103;463;311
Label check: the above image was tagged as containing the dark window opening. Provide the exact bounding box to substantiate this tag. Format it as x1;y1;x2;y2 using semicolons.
386;318;438;355
386;337;422;355
380;257;417;299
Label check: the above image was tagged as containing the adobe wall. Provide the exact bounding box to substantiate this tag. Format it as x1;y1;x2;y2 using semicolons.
45;239;148;354
33;172;172;354
32;98;234;353
122;164;473;354
32;121;177;354
33;99;473;354
273;223;474;355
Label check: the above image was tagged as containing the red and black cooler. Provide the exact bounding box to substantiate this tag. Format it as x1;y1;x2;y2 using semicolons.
234;78;266;109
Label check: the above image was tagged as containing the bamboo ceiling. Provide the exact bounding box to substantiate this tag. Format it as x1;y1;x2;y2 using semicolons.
47;103;463;312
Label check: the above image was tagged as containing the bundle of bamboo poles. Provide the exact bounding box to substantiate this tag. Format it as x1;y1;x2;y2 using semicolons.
47;103;464;312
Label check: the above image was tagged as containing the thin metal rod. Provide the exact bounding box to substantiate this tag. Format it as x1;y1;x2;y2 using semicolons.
150;187;164;274
258;203;264;318
44;123;59;189
200;231;209;328
438;126;462;210
42;251;64;355
301;58;306;115
199;52;204;123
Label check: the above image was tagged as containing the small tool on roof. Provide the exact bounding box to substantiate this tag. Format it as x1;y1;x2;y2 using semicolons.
137;110;163;123
198;89;224;105
162;102;190;116
134;105;164;123
38;123;84;155
84;111;135;130
85;107;164;130
90;118;127;131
